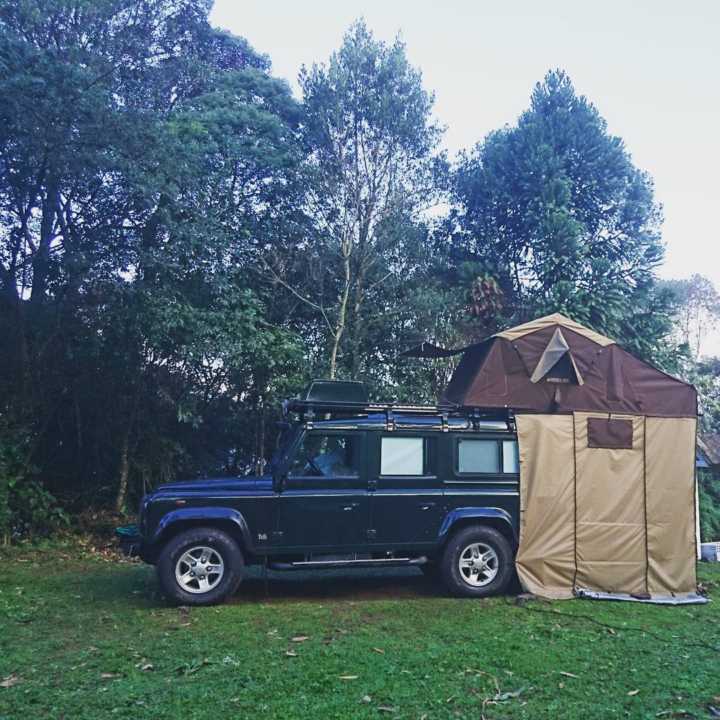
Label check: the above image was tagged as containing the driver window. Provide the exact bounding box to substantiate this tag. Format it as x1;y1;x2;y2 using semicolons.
288;434;360;477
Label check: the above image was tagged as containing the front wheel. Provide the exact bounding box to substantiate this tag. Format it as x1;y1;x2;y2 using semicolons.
440;526;513;598
156;527;244;606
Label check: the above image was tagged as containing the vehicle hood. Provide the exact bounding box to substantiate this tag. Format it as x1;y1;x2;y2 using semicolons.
154;475;273;495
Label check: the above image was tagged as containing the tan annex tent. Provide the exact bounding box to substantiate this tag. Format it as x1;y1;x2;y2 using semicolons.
433;313;702;603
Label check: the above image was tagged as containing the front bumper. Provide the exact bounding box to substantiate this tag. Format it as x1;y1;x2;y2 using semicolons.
115;524;142;557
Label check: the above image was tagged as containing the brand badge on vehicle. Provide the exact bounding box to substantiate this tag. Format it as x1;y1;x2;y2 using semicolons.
257;533;268;541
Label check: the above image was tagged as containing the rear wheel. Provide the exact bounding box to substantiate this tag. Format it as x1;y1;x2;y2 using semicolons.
156;527;244;606
440;525;513;598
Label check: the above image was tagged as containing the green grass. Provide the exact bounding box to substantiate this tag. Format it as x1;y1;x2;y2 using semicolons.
2;543;719;720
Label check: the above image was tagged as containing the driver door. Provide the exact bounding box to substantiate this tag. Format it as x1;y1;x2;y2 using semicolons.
275;430;370;551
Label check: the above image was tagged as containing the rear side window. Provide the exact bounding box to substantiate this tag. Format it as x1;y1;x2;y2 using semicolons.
456;438;519;474
381;437;432;475
503;440;519;473
458;439;499;473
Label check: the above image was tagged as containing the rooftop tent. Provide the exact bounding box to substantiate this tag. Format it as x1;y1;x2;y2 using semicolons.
439;313;702;603
442;313;696;416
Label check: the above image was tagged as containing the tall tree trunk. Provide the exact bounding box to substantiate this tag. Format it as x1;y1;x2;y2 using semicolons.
115;429;131;513
30;182;58;306
115;385;141;513
328;241;353;379
255;398;266;476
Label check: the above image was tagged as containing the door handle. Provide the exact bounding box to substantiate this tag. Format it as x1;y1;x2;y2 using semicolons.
419;502;436;511
343;503;360;511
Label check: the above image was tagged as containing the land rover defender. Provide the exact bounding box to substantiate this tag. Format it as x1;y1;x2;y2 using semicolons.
118;380;520;605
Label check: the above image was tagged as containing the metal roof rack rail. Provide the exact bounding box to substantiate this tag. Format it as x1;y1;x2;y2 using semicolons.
282;397;514;424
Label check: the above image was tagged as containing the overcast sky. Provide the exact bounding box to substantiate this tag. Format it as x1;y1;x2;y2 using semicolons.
211;0;720;350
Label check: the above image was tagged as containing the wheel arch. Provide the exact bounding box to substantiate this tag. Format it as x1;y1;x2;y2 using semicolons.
437;507;518;552
147;508;255;562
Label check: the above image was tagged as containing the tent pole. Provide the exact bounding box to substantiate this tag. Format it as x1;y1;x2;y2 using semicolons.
571;413;578;592
642;416;650;595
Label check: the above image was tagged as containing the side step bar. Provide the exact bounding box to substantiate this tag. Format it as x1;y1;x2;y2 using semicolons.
269;555;428;571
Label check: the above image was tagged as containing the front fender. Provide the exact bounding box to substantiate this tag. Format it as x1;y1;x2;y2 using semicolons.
438;507;517;545
150;506;254;553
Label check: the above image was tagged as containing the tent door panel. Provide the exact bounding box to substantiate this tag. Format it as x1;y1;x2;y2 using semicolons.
573;413;646;595
644;417;697;595
515;414;576;599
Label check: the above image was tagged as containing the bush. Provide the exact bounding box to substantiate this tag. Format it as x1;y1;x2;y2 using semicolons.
699;469;720;542
0;418;67;542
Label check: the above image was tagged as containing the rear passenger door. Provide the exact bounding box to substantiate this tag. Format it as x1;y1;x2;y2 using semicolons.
368;434;443;547
443;434;520;528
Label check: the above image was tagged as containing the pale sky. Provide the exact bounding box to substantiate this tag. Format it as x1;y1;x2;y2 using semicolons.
211;0;720;352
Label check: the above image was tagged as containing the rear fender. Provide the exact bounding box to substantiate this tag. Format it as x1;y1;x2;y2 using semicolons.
438;507;517;547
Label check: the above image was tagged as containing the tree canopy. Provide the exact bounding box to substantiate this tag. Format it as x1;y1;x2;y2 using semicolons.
449;70;674;365
0;3;707;537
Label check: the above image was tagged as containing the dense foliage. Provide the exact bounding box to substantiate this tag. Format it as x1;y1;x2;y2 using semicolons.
0;1;711;536
449;70;678;367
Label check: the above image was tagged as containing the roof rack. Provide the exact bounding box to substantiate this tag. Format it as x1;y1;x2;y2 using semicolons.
283;398;454;416
282;397;514;425
283;380;514;430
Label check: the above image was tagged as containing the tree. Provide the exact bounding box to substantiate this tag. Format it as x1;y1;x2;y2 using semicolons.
450;70;677;366
0;0;308;520
267;19;443;379
660;274;720;358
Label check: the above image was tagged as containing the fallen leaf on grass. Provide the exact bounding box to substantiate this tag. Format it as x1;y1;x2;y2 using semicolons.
0;674;20;688
291;635;310;643
140;664;154;672
559;671;579;679
339;675;359;680
628;689;640;696
377;707;397;714
360;695;372;704
285;650;297;658
495;687;529;702
175;658;210;676
372;647;385;655
100;673;121;680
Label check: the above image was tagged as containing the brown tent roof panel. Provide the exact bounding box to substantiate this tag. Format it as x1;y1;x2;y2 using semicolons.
442;314;696;418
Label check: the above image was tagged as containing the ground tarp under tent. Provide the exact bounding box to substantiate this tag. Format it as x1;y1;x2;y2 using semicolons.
440;313;702;603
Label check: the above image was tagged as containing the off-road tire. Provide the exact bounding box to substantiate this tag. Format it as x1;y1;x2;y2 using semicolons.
440;525;513;598
156;526;244;606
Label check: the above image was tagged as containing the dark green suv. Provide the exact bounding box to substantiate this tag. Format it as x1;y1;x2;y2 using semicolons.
119;380;520;605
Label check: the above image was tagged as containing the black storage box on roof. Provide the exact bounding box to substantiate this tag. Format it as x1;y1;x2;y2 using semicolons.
300;379;369;405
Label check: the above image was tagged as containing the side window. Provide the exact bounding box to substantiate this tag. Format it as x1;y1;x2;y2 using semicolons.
380;436;432;476
457;439;500;473
502;440;519;473
288;434;359;477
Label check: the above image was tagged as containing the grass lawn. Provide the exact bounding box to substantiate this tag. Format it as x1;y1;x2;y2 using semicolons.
2;543;719;720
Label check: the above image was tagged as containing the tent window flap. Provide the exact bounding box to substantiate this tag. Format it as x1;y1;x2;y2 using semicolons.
587;418;633;449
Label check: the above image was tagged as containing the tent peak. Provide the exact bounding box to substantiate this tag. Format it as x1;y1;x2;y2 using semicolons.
495;312;615;347
529;327;585;385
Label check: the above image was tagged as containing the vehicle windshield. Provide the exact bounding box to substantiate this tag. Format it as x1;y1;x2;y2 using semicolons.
270;422;298;471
